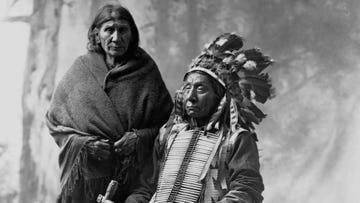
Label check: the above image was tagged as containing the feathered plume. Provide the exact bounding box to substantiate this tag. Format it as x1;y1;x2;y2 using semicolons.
186;33;275;131
174;89;185;123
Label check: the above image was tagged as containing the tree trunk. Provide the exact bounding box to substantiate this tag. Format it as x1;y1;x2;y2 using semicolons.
20;0;62;202
19;0;118;202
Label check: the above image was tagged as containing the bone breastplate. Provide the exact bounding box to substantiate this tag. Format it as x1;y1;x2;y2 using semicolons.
154;129;219;203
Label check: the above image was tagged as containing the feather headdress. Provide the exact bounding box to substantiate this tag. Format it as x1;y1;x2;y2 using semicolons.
175;33;274;133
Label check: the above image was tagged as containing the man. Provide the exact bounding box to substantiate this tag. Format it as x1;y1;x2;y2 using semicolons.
150;33;274;203
104;33;274;203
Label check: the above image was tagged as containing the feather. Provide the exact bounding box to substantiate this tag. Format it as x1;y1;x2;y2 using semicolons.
239;73;273;103
206;95;227;131
248;103;267;120
230;98;239;132
174;90;184;117
239;75;271;88
208;33;244;57
239;107;260;124
242;48;273;74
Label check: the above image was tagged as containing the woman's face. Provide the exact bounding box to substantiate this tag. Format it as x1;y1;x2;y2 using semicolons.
183;72;219;124
97;19;132;58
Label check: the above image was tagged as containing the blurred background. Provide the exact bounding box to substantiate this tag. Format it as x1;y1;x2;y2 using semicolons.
0;0;359;202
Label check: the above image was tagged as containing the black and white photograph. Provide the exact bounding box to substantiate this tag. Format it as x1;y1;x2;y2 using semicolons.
0;0;358;203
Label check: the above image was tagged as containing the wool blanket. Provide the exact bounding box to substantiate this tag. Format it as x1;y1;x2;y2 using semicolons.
46;48;173;202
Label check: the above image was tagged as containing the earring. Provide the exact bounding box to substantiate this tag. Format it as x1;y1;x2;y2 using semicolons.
95;36;100;43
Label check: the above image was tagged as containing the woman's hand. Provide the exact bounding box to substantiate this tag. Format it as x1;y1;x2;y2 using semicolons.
114;131;138;156
87;139;112;161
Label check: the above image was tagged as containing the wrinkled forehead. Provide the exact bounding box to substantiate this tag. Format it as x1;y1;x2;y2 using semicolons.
101;19;130;28
184;72;212;86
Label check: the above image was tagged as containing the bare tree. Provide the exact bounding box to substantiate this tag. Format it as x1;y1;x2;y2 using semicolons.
14;0;63;202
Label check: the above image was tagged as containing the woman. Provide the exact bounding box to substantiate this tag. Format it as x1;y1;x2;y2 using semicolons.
46;4;173;203
146;33;274;202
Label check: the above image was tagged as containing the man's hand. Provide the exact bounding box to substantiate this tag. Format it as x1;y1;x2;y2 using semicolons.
113;131;138;156
87;139;111;161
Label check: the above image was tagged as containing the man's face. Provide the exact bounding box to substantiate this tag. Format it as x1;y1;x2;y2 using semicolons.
183;72;219;123
97;19;132;58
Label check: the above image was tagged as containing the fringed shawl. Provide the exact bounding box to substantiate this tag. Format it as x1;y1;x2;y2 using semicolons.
46;48;173;202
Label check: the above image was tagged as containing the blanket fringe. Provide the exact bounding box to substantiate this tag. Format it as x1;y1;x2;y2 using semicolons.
58;146;111;203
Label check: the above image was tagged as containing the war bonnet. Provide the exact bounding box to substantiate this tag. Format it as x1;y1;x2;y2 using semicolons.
175;33;275;133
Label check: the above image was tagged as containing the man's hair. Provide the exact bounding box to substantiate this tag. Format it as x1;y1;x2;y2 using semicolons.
87;4;140;58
